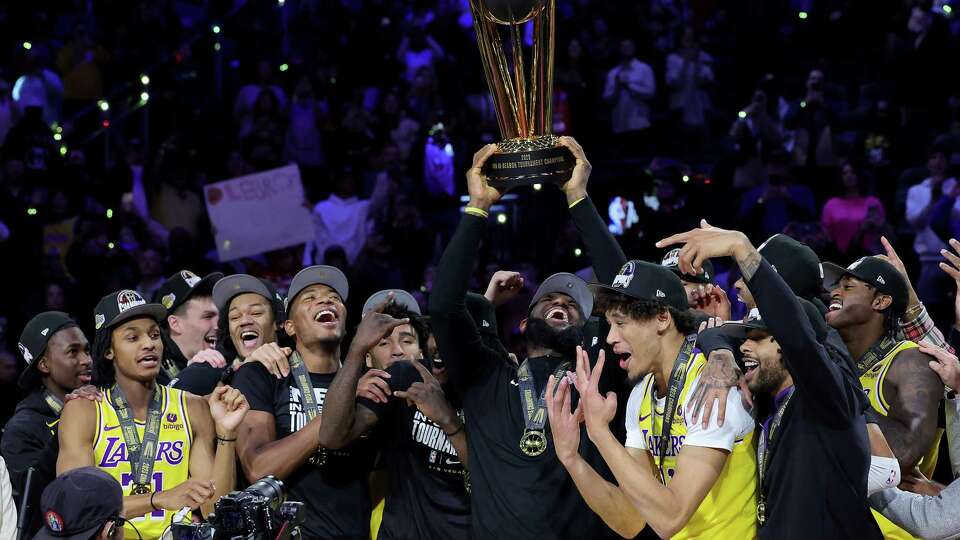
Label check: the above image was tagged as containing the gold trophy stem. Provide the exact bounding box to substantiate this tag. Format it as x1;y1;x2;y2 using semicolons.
469;0;522;139
530;0;555;136
508;20;529;137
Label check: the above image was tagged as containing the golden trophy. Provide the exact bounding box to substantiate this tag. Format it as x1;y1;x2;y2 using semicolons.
470;0;574;190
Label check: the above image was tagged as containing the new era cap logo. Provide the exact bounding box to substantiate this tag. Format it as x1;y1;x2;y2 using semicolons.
40;328;49;336
117;290;146;313
612;262;636;289
482;320;491;328
876;275;886;285
655;289;666;298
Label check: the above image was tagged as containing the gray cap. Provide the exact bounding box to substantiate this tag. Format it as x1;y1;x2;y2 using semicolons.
213;274;277;312
529;272;593;320
362;289;421;317
286;265;349;310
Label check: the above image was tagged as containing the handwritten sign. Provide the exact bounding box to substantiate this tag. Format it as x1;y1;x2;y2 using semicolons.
204;164;313;262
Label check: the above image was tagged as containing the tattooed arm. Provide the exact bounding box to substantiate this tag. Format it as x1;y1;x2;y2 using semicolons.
877;348;944;472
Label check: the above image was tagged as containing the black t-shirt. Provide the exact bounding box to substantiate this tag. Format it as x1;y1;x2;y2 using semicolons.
232;362;373;540
358;362;470;540
169;362;228;395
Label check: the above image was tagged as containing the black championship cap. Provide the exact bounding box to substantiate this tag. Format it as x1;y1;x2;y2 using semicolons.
719;297;828;342
821;256;910;318
529;272;594;320
362;289;421;317
34;466;122;540
286;265;349;310
660;248;714;284
757;234;824;300
213;274;283;313
154;270;224;315
94;290;167;334
591;260;688;312
17;311;78;389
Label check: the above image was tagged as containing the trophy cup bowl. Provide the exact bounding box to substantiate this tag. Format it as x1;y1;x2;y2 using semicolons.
470;0;575;190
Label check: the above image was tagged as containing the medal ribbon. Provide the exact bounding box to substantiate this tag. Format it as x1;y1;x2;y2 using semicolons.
756;387;796;526
42;390;63;416
110;384;164;491
856;335;899;374
653;334;698;484
517;358;571;438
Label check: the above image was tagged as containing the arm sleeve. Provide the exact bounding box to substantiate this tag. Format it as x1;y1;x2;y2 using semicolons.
568;197;627;284
231;363;277;413
624;383;647;450
429;214;499;389
870;483;960;540
0;417;57;505
899;305;954;354
748;259;856;425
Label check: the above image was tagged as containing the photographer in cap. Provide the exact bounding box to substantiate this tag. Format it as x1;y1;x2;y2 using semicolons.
1;312;91;535
152;270;223;385
57;289;248;540
170;275;288;396
33;467;123;540
320;289;470;540
658;220;880;538
232;265;374;540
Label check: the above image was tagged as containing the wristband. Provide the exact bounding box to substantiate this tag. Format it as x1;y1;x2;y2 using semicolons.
464;207;489;219
216;436;237;444
568;197;586;209
150;491;160;511
443;422;465;438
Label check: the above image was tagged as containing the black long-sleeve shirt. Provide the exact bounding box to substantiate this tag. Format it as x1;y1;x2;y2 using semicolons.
429;198;623;540
749;259;882;540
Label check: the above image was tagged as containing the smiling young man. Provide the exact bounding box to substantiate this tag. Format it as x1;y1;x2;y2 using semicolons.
153;270;223;385
171;274;287;395
319;290;470;540
232;265;374;540
2;312;92;535
656;221;881;539
548;260;756;539
57;289;248;540
823;256;943;539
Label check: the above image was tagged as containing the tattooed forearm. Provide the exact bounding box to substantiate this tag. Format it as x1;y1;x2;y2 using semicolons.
879;349;943;470
736;247;763;282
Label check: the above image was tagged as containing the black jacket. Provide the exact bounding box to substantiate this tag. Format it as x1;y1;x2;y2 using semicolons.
1;389;61;535
750;260;882;540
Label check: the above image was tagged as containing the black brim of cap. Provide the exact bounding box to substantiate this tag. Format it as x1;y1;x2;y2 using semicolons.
186;273;223;302
588;282;640;300
33;522;103;540
668;267;712;285
102;304;168;333
717;321;770;340
821;262;850;290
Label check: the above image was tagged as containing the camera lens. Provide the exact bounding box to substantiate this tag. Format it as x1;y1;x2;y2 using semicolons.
245;476;286;510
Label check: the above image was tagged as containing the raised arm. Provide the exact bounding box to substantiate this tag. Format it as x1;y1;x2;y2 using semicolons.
318;306;409;449
558;137;627;284
875;348;943;472
429;145;503;387
186;386;247;517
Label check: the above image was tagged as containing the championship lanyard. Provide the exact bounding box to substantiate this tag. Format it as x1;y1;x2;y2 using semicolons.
517;358;571;457
756;387;796;527
288;350;326;466
42;390;63;416
653;334;698;484
110;384;164;495
856;335;899;374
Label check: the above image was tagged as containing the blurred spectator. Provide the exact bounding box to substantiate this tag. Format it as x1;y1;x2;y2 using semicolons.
241;89;286;169
234;59;288;138
0;80;19;148
136;247;166;299
151;140;204;239
283;78;327;170
665;27;713;148
12;55;62;126
0;350;19;426
603;39;655;144
4;106;55;172
739;152;817;240
397;23;446;83
55;23;109;108
784;69;838;167
906;146;959;323
374;90;419;161
730;88;784;189
821;162;887;256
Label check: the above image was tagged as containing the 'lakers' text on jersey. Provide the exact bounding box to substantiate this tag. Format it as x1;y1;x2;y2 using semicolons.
93;385;193;540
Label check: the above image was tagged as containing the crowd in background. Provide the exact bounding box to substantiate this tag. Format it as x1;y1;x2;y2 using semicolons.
0;0;958;425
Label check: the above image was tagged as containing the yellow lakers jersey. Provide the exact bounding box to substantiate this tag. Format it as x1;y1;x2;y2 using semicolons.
632;353;757;540
94;385;193;540
860;340;943;540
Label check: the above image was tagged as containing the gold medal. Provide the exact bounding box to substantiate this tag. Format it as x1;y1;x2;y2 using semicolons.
519;430;547;457
131;483;152;495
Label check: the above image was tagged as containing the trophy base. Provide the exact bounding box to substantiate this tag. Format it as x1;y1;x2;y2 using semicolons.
484;135;575;191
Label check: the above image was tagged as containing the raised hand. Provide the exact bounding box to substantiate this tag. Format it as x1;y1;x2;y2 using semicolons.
939;238;960;329
573;346;617;439
350;293;410;354
64;384;102;402
656;220;754;278
545;372;583;466
357;369;391;404
154;478;216;510
485;270;525;307
208;385;249;436
691;284;732;320
393;360;460;431
877;236;921;312
557;136;592;204
466;144;502;211
920;343;960;392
